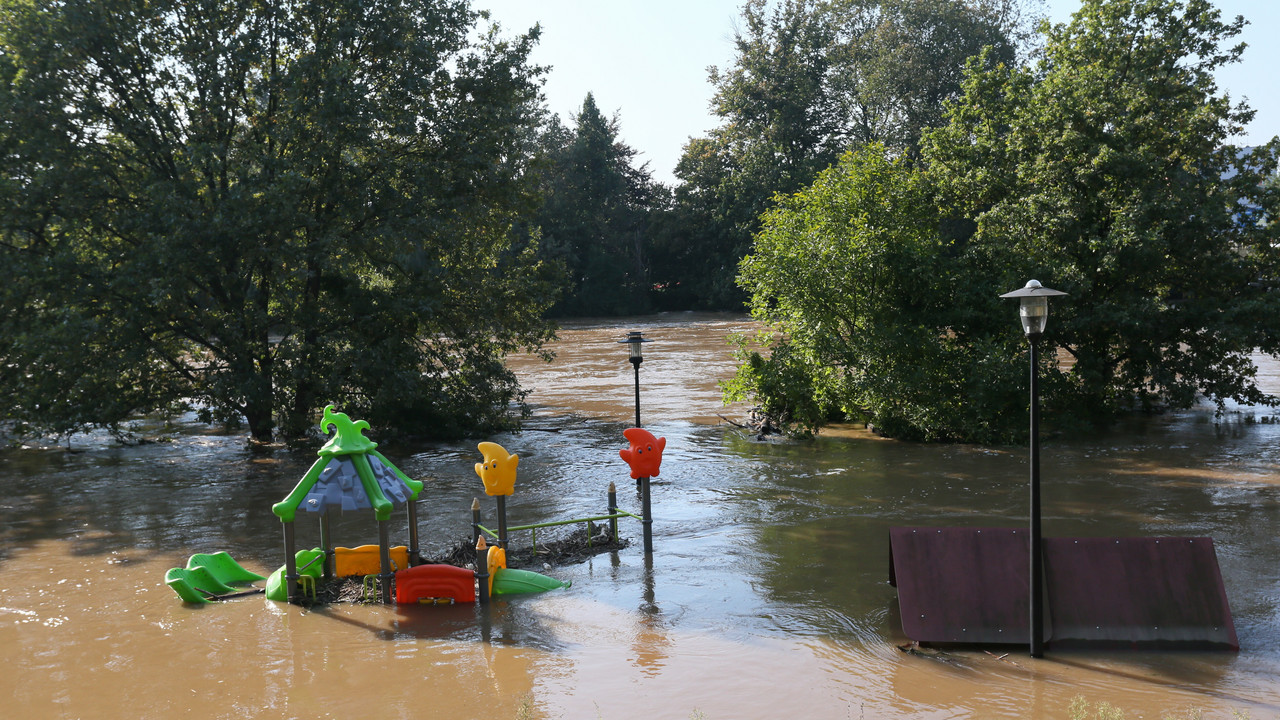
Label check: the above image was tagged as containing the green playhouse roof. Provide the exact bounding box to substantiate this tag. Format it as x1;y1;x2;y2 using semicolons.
272;406;423;522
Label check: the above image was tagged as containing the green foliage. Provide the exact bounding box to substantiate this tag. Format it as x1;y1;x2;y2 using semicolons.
926;0;1280;424
730;146;1027;441
663;0;1025;310
531;94;666;317
1068;696;1252;720
0;0;558;441
724;337;829;437
825;0;1027;155
515;693;536;720
733;0;1280;442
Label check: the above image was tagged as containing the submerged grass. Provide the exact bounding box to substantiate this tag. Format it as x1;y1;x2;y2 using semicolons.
1069;696;1254;720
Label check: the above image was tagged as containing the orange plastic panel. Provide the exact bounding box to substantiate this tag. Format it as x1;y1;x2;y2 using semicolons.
334;545;409;577
619;428;665;479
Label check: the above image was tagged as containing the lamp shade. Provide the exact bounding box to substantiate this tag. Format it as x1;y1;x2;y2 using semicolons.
999;280;1067;336
618;330;651;360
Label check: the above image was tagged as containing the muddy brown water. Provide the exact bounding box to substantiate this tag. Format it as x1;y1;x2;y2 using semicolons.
2;312;1279;719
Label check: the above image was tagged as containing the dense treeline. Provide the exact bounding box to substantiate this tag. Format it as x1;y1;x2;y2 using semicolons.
535;0;1280;443
1;0;559;441
3;0;1276;442
659;0;1026;309
539;0;1028;313
528;94;666;317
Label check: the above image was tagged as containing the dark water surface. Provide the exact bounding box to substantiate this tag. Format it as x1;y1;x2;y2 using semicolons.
2;312;1278;719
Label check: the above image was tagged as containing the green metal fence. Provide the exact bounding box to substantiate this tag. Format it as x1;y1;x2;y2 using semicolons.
472;482;645;553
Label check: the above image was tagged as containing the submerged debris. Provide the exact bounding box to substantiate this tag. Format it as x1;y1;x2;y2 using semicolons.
506;524;629;567
895;641;962;665
719;407;786;439
306;575;386;605
423;524;630;569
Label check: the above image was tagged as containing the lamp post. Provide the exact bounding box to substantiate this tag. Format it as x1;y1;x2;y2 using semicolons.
619;329;653;502
618;330;651;428
1000;279;1066;659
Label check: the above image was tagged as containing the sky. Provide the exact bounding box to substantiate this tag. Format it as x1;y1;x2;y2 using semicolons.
476;0;1279;186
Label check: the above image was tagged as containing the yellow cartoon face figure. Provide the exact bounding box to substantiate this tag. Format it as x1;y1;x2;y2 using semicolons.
475;441;519;496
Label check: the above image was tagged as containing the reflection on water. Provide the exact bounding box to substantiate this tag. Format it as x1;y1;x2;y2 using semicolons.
2;312;1279;718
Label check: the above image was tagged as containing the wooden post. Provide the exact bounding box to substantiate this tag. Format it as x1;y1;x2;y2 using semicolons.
608;482;619;543
471;498;482;546
378;519;393;604
319;506;334;579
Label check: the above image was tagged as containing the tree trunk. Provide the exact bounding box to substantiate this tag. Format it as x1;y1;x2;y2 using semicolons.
245;386;275;442
283;256;323;439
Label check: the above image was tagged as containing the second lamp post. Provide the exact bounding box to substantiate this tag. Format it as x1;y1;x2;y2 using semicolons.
619;330;651;428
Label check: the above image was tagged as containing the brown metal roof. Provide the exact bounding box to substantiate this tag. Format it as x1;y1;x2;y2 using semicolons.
1043;536;1238;649
889;527;1238;650
889;527;1043;645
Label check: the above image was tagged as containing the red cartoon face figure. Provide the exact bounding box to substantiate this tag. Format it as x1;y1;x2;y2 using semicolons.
619;427;666;479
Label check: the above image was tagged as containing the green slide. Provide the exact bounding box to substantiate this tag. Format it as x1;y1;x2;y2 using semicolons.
165;552;266;604
491;568;571;596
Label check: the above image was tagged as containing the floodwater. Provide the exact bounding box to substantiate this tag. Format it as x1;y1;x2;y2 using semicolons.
2;312;1279;719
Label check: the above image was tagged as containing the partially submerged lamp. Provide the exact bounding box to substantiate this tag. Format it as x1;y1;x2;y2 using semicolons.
618;330;651;428
999;279;1066;658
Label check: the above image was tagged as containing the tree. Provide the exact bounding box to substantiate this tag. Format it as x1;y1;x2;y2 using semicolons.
664;0;839;310
0;0;559;442
664;0;1025;310
926;0;1280;423
532;94;666;316
825;0;1029;155
732;0;1280;441
728;146;1026;441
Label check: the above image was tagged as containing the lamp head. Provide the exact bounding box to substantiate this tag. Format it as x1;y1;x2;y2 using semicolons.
999;280;1067;337
619;330;651;362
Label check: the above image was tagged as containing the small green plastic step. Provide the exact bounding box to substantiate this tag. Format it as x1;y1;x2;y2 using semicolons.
264;548;326;602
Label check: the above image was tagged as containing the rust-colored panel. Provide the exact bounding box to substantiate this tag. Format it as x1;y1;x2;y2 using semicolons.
888;526;1045;645
1043;536;1238;650
888;527;1238;650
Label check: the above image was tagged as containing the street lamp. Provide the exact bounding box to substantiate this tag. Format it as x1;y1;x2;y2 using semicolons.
1000;279;1067;659
618;330;651;428
619;330;655;535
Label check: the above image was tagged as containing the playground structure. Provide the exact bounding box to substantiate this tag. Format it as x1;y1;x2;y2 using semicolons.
268;405;424;604
166;405;664;606
469;431;662;560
